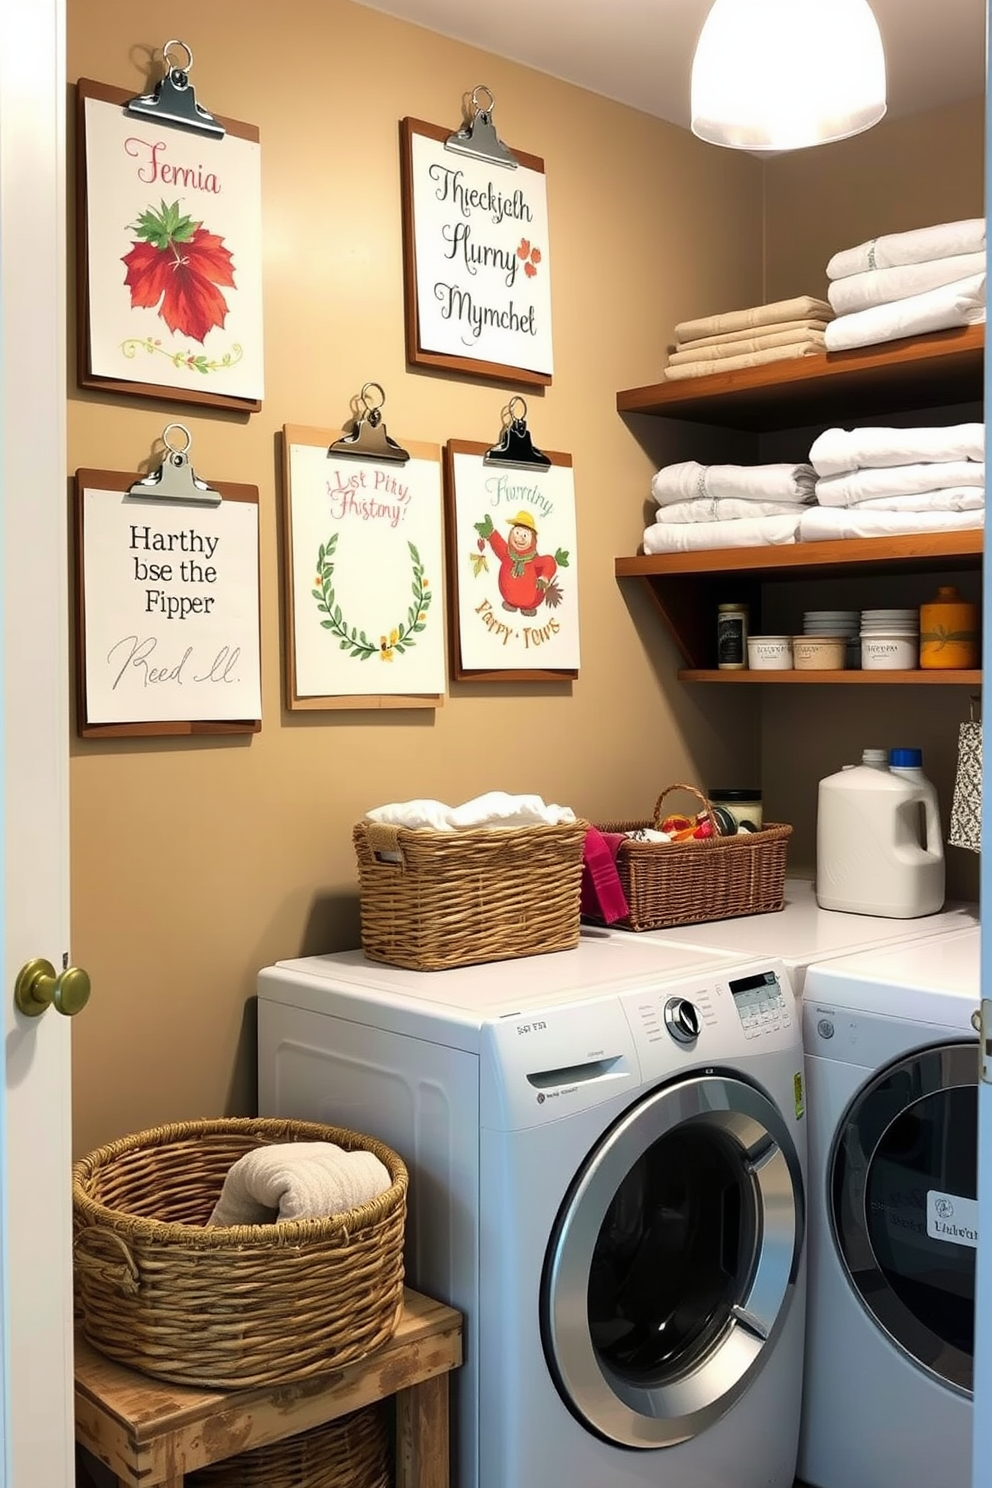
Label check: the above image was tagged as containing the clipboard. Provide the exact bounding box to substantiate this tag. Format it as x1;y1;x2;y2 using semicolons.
282;409;447;711
74;443;262;738
76;74;264;412
444;422;579;682
399;95;554;388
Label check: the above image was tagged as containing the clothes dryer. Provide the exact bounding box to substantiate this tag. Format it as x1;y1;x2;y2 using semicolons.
798;925;978;1488
257;931;808;1488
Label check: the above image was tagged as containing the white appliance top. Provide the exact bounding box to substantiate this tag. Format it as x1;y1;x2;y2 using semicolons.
802;924;980;1028
264;928;743;1028
610;878;978;974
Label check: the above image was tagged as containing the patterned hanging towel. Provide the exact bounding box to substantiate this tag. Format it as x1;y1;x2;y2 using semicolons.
949;705;982;853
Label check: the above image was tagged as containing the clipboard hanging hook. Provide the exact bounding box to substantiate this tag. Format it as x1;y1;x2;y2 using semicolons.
124;38;226;139
445;84;518;170
328;382;410;464
484;396;551;470
127;422;223;505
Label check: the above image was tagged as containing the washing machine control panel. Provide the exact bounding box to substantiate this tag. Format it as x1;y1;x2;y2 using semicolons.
730;969;791;1039
664;996;700;1044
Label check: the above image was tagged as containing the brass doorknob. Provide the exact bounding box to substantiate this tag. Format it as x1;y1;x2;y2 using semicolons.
15;958;91;1018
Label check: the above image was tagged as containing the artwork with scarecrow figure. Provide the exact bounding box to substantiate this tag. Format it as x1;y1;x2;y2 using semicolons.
444;442;580;678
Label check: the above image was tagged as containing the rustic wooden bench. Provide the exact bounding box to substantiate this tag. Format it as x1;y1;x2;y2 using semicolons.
75;1288;462;1488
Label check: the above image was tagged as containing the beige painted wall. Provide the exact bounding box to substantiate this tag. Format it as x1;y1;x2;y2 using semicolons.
759;99;984;898
67;1;766;1157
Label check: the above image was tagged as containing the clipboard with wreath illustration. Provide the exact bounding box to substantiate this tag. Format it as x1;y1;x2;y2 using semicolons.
282;399;447;710
76;45;264;411
444;411;579;681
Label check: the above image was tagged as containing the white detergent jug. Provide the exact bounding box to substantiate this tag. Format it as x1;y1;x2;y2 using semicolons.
816;747;945;918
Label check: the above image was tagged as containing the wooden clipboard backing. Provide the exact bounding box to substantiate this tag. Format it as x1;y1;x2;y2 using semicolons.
400;118;553;389
281;426;445;711
443;439;577;683
74;469;262;738
75;79;262;413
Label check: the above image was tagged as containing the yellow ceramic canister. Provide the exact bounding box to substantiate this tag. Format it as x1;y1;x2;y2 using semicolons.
919;586;979;669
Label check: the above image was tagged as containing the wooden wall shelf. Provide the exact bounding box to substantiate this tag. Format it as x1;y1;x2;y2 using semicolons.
616;323;984;431
679;669;982;685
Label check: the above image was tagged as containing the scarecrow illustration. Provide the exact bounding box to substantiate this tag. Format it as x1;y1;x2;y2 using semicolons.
474;510;569;615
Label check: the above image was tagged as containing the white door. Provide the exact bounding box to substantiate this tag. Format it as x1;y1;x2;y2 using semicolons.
0;1;75;1484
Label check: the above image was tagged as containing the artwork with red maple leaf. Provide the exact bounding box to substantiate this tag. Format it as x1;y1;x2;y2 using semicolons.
122;200;236;344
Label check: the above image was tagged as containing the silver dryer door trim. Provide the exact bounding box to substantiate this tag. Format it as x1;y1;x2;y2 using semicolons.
542;1072;804;1448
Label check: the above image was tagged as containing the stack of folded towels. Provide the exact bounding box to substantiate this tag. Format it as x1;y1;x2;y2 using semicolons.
643;460;817;554
825;219;986;353
663;295;834;380
799;423;985;541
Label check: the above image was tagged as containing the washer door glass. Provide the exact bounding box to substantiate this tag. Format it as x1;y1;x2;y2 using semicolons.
831;1041;976;1395
541;1072;805;1449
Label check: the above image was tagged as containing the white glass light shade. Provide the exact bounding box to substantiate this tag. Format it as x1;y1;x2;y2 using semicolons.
691;0;887;152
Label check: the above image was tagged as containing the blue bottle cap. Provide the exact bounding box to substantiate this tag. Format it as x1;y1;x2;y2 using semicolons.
889;747;923;768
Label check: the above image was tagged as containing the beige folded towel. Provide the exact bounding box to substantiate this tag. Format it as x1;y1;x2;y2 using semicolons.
207;1142;392;1227
675;296;833;342
674;318;830;354
668;328;827;366
664;340;826;380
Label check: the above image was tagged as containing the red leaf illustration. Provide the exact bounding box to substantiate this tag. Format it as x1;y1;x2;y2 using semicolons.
524;260;537;278
529;246;542;265
122;203;236;344
517;238;531;260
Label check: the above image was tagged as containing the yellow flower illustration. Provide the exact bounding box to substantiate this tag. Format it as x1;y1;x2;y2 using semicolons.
379;628;399;662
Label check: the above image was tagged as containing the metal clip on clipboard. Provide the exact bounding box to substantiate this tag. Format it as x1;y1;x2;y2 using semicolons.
329;383;410;464
124;39;225;139
127;424;222;505
445;85;518;169
483;398;550;471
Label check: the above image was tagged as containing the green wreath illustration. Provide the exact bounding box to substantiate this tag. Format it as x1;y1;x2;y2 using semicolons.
313;533;432;661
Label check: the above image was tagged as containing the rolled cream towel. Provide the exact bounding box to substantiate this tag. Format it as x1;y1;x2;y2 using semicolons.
207;1142;392;1227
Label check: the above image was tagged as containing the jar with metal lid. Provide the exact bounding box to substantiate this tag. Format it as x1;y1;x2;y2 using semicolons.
717;603;749;670
707;787;763;832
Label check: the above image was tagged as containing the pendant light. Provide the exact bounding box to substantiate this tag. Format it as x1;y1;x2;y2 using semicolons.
691;0;886;152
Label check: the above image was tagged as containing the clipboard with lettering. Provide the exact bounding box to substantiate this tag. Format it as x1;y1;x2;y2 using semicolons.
76;45;264;411
74;429;262;738
400;87;554;387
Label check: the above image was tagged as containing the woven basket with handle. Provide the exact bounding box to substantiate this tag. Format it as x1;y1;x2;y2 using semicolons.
72;1117;407;1389
353;816;588;971
188;1403;390;1488
597;783;791;931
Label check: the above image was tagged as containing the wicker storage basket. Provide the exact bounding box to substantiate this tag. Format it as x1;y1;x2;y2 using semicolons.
353;816;588;971
188;1403;390;1488
598;784;792;932
72;1117;407;1389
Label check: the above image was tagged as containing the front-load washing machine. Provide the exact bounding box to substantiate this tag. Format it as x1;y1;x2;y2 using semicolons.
257;931;808;1488
798;924;979;1488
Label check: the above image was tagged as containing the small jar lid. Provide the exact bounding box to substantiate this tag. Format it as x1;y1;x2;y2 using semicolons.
718;602;749;611
890;747;923;768
708;787;762;801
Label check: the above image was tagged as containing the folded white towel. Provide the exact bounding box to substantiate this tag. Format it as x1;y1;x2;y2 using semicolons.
674;318;830;354
207;1142;392;1227
365;793;576;832
798;507;984;543
814;461;985;507
827;219;985;280
649;496;811;523
809;423;985;476
854;488;985;513
643;513;801;554
664;340;826;379
651;461;816;508
668;327;828;364
828;253;987;316
824;274;986;352
674;296;833;343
